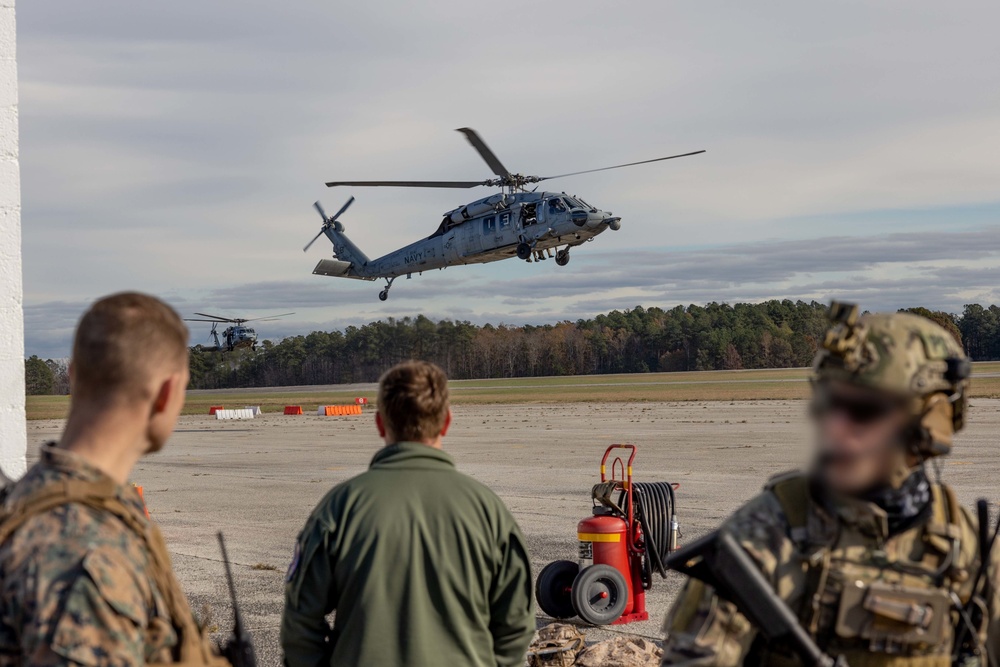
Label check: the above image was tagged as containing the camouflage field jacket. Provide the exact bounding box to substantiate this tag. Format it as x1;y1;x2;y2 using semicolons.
0;445;177;666
661;473;1000;667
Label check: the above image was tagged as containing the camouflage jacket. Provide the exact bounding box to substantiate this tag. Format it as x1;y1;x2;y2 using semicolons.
662;473;1000;667
0;444;178;666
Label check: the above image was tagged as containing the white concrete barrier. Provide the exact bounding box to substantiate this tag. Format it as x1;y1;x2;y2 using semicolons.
216;408;255;420
244;405;262;416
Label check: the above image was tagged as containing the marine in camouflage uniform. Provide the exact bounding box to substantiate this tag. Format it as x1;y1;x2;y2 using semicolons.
0;445;224;666
0;293;226;667
662;304;1000;667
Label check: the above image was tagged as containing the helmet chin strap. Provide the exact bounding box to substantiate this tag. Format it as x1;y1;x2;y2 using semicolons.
895;394;955;485
899;392;956;465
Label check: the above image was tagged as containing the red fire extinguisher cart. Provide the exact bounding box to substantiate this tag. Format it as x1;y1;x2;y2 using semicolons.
536;444;679;625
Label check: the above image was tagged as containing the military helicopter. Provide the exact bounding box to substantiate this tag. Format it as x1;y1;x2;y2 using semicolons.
183;312;294;352
304;128;704;301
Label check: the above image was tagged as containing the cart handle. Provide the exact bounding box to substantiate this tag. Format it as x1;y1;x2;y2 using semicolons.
601;444;636;485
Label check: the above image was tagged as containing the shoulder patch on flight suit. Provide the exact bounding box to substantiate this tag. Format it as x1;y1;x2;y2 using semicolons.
286;540;302;583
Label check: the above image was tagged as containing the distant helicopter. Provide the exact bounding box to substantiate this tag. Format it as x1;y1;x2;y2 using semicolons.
304;128;704;301
184;312;293;352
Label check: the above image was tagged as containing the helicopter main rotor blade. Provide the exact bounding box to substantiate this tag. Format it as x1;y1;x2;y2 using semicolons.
193;312;236;322
455;128;510;178
325;180;486;189
313;201;328;221
330;196;355;221
184;318;231;323
534;150;706;182
303;229;326;253
244;312;295;322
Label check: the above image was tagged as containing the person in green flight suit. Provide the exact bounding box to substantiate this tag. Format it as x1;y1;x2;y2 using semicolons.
281;360;535;667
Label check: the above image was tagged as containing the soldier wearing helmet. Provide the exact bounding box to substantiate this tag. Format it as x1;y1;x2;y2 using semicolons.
661;303;998;667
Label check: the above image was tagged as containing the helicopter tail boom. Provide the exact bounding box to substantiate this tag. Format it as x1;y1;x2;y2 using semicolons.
305;197;371;273
325;225;370;268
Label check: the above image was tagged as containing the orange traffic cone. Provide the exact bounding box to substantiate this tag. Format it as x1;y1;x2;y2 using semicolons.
133;483;150;519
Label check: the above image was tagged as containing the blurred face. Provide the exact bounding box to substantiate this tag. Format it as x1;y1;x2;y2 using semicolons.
147;366;189;453
813;382;910;495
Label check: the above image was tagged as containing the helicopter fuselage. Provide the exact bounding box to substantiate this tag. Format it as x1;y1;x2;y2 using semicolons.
223;325;257;350
309;127;701;300
313;191;621;288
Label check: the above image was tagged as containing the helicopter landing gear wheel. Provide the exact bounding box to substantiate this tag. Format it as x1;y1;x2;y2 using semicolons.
377;277;396;301
516;242;532;261
571;564;628;625
555;249;570;266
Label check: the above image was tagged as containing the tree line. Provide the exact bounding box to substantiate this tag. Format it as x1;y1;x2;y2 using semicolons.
26;301;1000;394
24;356;70;396
185;301;991;390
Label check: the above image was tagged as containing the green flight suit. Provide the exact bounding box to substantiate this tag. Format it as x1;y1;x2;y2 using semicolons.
281;442;535;667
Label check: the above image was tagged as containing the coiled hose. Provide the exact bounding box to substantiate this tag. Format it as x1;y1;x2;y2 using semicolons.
625;482;678;584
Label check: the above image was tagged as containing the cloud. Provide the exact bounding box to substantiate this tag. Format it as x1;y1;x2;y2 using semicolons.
16;0;1000;357
25;225;1000;357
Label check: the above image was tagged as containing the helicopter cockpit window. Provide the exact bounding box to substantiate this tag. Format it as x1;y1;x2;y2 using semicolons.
547;198;568;215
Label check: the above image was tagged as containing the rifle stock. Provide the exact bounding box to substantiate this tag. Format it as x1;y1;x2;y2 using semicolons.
666;530;845;667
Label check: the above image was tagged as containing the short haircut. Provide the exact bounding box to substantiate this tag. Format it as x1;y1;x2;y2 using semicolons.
71;292;189;403
377;360;450;443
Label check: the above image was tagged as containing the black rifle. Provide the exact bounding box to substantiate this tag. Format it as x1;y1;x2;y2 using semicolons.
952;498;1000;664
217;532;259;667
666;530;847;667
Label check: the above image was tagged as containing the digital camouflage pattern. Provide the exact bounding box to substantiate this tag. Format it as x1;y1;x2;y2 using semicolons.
814;305;967;399
661;473;1000;667
813;305;970;457
0;445;185;666
526;624;586;667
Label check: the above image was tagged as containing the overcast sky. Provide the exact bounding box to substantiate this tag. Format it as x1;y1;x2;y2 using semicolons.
17;1;1000;357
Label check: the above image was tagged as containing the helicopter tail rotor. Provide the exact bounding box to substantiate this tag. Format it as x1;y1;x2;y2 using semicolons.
305;196;355;252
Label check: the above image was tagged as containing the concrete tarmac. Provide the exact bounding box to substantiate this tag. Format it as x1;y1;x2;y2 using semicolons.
24;398;1000;665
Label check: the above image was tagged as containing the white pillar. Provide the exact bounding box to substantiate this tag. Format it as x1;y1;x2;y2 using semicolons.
0;0;23;481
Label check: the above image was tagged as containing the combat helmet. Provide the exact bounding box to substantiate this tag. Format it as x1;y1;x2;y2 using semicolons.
812;302;971;458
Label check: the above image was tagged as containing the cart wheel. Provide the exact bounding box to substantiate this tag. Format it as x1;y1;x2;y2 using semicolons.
536;560;579;619
571;564;628;625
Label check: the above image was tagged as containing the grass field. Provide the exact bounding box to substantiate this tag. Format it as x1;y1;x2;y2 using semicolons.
25;361;1000;420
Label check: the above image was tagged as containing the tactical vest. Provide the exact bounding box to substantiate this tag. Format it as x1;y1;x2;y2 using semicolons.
758;472;982;667
0;478;229;667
